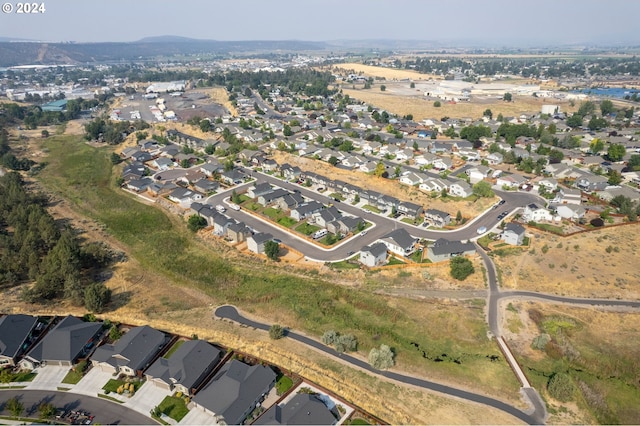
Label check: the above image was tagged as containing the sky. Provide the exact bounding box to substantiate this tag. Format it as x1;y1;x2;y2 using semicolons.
1;0;639;46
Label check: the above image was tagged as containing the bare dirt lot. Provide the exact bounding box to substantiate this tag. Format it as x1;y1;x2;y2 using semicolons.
493;224;640;300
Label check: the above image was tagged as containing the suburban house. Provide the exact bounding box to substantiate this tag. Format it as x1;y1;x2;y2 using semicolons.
168;187;203;207
424;209;451;227
427;239;476;262
226;221;252;243
419;178;448;193
0;314;38;367
467;166;491;184
191;360;277;425
552;188;582;205
145;340;222;396
290;201;324;221
448;181;473;198
193;179;219;194
221;170;245;185
522;203;553;222
126;177;153;193
200;162;223;178
20;316;102;370
537;177;558;192
397;201;423;219
247;182;273;199
399;172;423;186
326;216;363;235
501;223;526;246
554;204;586;220
153;157;174;171
254;393;337;425
497;173;528;189
92;325;168;377
247;233;274;254
576;174;609;192
359;242;388;267
486;152;504;165
379;228;417;257
122;162;146;181
432;157;453;171
213;214;234;236
312;206;342;228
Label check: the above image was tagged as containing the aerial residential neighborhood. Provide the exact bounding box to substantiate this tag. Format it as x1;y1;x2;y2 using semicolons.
1;1;640;425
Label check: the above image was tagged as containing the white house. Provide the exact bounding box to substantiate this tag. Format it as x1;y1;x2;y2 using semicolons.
448;181;473;198
399;172;423;186
555;204;586;220
502;223;525;246
247;233;274;254
419;178;449;193
522;203;553;222
486;152;504;165
379;228;417;256
359;242;388;267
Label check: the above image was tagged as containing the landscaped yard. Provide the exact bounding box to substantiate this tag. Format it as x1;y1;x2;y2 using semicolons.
244;201;262;211
362;204;381;213
156;395;189;422
103;378;142;394
329;192;345;201
61;360;88;384
275;374;294;395
401;217;422;226
0;370;36;383
387;256;406;265
295;222;320;236
277;216;297;228
329;260;361;270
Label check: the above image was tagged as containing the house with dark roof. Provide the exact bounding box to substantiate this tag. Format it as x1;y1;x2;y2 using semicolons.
145;340;222;396
221;169;245;185
126;177;153;193
92;325;168;377
226;221;252;243
191;360;276;425
424;209;451;227
258;188;290;207
0;314;38;367
213;214;234;236
427;238;476;262
20;316;102;369
193;179;220;194
122;162;146;181
254;393;337;425
502;223;526;246
359;242;388;267
247;233;274;254
379;228;417;256
311;206;342;228
290;201;324;221
397;201;423;219
247;182;273;199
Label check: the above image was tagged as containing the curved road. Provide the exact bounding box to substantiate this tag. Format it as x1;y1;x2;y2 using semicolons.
215;305;539;425
0;389;154;425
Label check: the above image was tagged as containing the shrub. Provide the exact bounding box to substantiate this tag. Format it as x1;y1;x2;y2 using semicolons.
450;257;474;281
547;372;575;402
531;333;551;350
541;244;549;254
322;330;338;346
368;344;395;370
269;324;285;340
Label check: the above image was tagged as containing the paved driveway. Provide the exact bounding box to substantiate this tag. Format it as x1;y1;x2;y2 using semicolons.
70;367;115;395
124;381;172;418
179;406;220;425
26;365;69;390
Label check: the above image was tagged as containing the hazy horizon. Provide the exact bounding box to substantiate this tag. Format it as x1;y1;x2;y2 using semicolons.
1;0;639;46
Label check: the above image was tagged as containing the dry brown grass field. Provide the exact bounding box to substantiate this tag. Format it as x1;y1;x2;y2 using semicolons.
342;86;578;121
493;224;640;299
271;151;496;219
500;301;640;424
327;63;443;81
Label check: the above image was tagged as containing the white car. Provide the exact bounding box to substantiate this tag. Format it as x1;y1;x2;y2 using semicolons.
360;231;367;236
476;226;487;235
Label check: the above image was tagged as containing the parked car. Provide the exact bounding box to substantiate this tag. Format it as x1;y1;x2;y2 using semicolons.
476;226;487;235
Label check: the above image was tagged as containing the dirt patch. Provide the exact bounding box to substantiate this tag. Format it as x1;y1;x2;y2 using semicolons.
493;225;640;299
271;151;495;220
326;63;443;81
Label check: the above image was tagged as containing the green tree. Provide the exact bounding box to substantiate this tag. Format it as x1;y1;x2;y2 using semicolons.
590;138;604;155
380;85;386;91
109;325;122;341
204;144;216;155
503;92;512;102
548;149;564;164
322;330;338;346
547;372;575;402
41;129;49;138
368;344;395;370
483;108;493;119
269;324;284;340
328;156;339;166
607;169;623;185
199;119;211;133
566;114;584;128
456;210;463;223
577;101;595;117
335;334;358;353
497;113;504;122
450;256;475;280
472;181;494;198
600;99;614;116
433;100;441;107
607;143;626;162
84;282;112;313
6;397;24;418
187;215;207;232
627;154;640;171
231;189;241;204
588;116;607;130
110;152;123;165
38;402;56;420
410;82;415;88
135;131;148;142
264;240;280;261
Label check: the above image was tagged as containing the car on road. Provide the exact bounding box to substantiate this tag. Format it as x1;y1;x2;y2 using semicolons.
360;231;368;236
273;238;281;244
498;211;508;220
347;251;355;256
476;226;487;235
216;204;226;213
498;199;506;205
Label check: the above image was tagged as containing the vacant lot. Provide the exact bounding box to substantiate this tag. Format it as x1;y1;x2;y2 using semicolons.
502;301;640;424
0;132;527;423
271;151;496;220
493;225;640;299
327;63;442;81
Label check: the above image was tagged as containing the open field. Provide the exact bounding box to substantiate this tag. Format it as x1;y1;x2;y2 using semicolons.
271;151;496;220
501;301;640;424
342;85;578;121
0;132;529;422
326;63;442;81
493;225;640;299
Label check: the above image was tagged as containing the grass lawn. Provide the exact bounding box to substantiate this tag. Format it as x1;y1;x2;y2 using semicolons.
103;379;142;393
244;201;262;211
157;395;189;422
263;207;284;221
409;250;430;263
5;371;37;382
98;394;124;404
238;194;251;203
362;204;381;213
295;222;320;236
277;217;297;228
329;260;361;270
34;135;521;403
275;375;294;395
387;256;406;265
61;369;83;385
329;192;345;201
401;217;422;226
529;222;564;235
348;418;371;425
163;340;185;359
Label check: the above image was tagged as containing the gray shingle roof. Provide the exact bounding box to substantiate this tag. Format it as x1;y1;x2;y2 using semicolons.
0;314;38;361
27;316;102;363
193;360;276;425
254;393;337;425
382;228;416;249
145;340;221;391
429;238;475;256
362;242;387;258
92;325;166;372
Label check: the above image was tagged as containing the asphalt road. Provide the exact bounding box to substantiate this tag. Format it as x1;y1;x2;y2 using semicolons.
0;389;155;425
204;168;543;261
214;305;538;425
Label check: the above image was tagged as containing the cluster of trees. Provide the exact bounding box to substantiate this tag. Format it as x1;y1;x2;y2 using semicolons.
460;124;492;148
0;172;116;312
449;257;475;281
610;195;640;222
322;330;358;353
84;117;150;145
368;344;395;370
0;126;34;171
